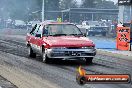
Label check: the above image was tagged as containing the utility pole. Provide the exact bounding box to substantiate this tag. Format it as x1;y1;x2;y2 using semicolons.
42;0;45;22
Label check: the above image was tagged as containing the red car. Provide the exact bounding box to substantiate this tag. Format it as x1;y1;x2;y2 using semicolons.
26;22;96;64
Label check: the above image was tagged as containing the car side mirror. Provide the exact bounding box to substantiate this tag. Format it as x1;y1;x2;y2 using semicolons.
83;33;87;37
36;34;41;38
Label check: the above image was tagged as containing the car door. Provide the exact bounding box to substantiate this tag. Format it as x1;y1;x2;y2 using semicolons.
28;24;37;47
34;25;44;53
30;24;40;51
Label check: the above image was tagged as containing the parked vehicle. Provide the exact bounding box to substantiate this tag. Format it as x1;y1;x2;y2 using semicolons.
88;26;108;36
26;21;96;64
14;20;26;29
28;20;41;27
77;21;109;36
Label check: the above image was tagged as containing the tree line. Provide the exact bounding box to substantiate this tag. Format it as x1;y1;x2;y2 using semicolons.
0;0;117;21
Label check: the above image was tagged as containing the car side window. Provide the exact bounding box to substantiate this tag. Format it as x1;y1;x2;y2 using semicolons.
43;25;48;36
35;25;43;37
30;24;37;34
32;24;40;36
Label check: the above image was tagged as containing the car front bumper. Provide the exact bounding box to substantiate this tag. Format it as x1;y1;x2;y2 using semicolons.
45;48;96;59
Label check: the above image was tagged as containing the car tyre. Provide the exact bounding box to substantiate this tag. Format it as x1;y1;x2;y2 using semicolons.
42;49;52;63
85;57;93;64
28;46;36;58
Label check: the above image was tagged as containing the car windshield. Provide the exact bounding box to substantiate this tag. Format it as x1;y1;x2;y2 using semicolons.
43;24;83;36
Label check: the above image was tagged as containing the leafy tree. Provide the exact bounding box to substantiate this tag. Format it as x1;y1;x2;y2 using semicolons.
81;0;96;8
36;0;60;20
95;1;118;9
36;0;60;11
59;0;78;10
0;0;60;21
81;0;117;9
0;0;37;20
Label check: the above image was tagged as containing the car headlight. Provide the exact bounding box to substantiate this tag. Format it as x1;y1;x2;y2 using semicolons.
82;46;95;49
82;47;89;49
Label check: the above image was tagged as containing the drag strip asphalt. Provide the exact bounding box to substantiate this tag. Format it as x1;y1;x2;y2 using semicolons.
0;34;132;88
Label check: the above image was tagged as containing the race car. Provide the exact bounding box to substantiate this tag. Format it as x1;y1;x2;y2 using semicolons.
26;21;96;64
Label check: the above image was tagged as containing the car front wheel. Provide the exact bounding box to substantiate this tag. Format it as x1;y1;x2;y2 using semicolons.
42;49;52;63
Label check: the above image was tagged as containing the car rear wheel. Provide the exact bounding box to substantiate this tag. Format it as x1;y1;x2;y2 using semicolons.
28;46;36;58
85;57;93;64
